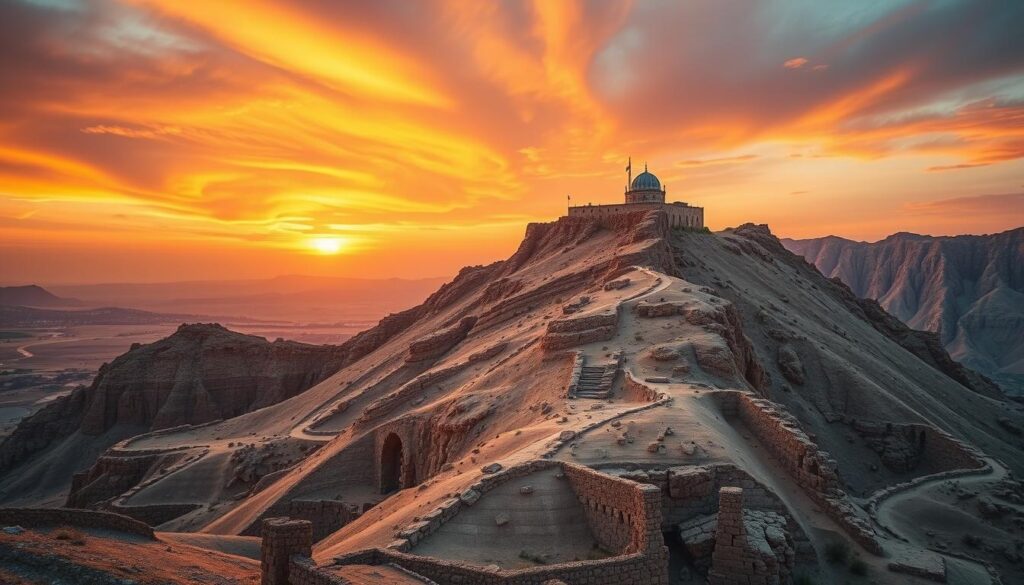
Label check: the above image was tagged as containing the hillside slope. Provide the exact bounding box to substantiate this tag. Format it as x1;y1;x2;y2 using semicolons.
0;324;349;505
782;228;1024;394
0;284;78;307
12;211;1023;584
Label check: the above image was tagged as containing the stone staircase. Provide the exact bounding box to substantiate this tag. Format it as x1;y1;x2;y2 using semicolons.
568;353;621;399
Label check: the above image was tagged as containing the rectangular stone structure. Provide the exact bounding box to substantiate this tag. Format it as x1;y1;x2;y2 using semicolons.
261;517;312;585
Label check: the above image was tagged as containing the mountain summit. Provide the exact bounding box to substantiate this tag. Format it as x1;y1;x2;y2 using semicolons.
2;211;1022;584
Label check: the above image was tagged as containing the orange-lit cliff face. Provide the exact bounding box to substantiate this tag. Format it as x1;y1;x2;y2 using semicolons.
1;0;1022;283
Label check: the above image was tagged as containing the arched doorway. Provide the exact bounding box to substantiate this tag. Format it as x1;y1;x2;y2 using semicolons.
380;433;404;494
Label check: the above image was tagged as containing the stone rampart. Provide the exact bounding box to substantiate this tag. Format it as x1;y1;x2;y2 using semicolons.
710;391;882;554
0;507;155;539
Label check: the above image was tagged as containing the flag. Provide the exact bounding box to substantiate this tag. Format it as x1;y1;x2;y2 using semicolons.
626;158;631;173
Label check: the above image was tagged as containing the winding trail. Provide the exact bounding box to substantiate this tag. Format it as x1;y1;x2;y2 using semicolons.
872;456;1006;539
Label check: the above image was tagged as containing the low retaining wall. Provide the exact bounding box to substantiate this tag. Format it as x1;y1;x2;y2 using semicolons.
710;391;883;554
109;502;201;526
0;507;154;539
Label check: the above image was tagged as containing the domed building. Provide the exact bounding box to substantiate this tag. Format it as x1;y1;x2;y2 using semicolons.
566;159;704;229
625;164;666;204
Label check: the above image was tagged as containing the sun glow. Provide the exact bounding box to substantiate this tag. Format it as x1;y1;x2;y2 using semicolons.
307;236;346;255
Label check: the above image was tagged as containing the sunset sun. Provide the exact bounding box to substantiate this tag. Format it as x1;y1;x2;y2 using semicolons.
307;236;346;255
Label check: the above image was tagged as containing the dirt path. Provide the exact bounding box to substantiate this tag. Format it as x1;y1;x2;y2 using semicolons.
873;457;1005;539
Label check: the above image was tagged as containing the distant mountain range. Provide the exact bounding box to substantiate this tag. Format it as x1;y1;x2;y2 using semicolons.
0;285;79;307
783;227;1024;395
0;275;450;327
0;304;209;328
46;274;449;324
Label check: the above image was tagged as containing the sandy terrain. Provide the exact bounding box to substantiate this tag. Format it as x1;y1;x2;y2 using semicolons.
0;526;258;584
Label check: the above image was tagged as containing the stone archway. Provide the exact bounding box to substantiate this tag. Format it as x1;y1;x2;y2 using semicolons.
380;432;404;494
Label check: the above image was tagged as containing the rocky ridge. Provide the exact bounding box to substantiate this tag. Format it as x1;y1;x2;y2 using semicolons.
783;228;1024;394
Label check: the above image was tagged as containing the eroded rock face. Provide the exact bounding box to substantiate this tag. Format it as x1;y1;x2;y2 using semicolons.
0;324;346;472
783;228;1024;395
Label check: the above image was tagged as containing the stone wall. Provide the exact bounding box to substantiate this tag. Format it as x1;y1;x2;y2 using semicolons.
849;419;985;474
309;460;668;585
568;202;703;230
711;391;883;554
563;463;664;564
262;517;312;585
0;507;154;539
612;463;814;564
108;502;201;526
242;499;358;542
707;487;785;585
335;548;665;585
541;308;619;351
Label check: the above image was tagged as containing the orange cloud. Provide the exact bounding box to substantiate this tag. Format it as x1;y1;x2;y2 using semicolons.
1;0;1023;282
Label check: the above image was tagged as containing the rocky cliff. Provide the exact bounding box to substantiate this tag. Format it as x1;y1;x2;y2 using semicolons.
783;228;1024;394
0;324;346;474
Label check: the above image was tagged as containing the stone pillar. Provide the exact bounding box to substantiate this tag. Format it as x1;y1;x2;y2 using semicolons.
708;487;748;585
261;517;312;585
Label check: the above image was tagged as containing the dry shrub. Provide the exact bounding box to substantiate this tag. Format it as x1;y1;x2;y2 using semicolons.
52;526;86;546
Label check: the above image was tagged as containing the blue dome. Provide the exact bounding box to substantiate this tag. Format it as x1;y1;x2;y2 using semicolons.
630;170;661;191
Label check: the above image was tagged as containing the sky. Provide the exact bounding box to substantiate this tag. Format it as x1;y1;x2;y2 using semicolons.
1;0;1023;284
